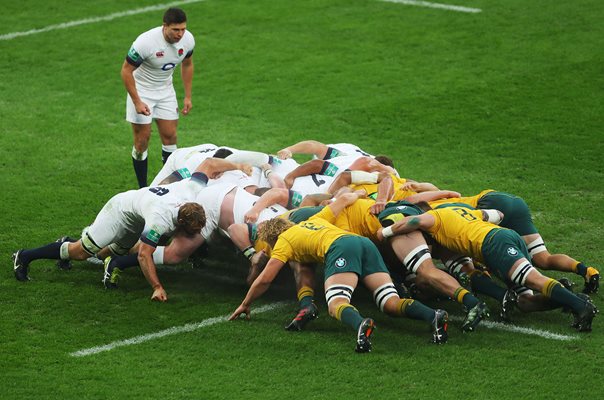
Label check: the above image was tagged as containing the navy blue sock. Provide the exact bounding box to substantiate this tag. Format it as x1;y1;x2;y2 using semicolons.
162;149;173;164
132;158;148;188
112;253;140;270
20;242;62;265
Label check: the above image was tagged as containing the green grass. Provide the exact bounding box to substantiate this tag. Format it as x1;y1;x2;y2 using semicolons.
0;0;602;399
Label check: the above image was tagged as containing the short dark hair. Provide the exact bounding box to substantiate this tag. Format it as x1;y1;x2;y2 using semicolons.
163;7;187;25
213;148;234;159
374;155;395;168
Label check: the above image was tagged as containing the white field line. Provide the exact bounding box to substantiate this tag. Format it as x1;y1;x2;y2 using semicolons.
449;315;578;341
70;302;288;357
380;0;482;13
0;0;206;41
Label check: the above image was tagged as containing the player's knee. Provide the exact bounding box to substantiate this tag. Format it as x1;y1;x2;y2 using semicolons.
67;241;90;261
403;244;432;275
325;284;354;317
372;282;399;314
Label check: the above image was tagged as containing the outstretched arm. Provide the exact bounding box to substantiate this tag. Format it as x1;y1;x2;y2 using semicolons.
404;190;461;204
283;159;326;188
195;158;252;179
244;188;290;223
278;140;329;160
138;242;167;302
377;213;435;241
229;257;286;320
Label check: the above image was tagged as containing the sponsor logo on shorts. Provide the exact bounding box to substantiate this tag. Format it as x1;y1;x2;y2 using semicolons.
146;229;161;244
335;257;347;269
507;247;518;256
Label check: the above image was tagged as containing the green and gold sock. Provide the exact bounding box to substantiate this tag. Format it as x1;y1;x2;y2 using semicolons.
397;298;436;323
297;286;314;308
335;304;364;330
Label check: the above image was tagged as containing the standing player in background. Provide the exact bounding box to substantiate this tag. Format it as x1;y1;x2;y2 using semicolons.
121;7;195;188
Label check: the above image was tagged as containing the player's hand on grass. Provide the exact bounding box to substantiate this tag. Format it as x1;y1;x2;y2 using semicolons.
229;304;251;320
151;287;168;302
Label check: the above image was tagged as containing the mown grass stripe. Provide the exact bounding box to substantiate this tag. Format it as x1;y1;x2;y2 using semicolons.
0;0;206;41
70;301;288;357
380;0;482;13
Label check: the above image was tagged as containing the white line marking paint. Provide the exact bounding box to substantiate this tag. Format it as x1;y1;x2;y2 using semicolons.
70;302;287;357
449;316;578;341
380;0;482;13
0;0;206;41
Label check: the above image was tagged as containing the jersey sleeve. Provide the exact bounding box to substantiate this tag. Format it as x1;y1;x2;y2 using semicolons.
309;206;337;224
140;213;172;247
270;237;294;264
126;34;153;67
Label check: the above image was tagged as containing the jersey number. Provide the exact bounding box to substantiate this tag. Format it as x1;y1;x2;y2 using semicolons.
454;207;477;221
149;187;170;196
311;174;326;187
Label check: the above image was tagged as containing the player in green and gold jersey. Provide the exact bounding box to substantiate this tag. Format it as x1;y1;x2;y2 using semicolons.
229;193;449;352
377;205;598;332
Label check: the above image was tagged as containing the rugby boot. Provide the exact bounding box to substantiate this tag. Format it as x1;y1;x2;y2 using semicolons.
572;298;598;332
285;303;319;331
499;289;518;322
583;267;599;294
102;257;122;289
431;309;449;344
355;318;376;353
13;250;30;281
462;301;490;332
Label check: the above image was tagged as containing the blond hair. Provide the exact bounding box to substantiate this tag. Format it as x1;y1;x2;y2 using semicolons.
177;202;206;235
258;218;295;247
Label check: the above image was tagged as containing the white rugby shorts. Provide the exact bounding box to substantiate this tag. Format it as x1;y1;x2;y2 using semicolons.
126;86;178;124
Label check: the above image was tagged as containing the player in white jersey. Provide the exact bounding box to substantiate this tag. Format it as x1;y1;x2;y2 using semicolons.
13;159;249;301
151;143;218;186
121;7;196;188
102;184;292;286
277;140;373;161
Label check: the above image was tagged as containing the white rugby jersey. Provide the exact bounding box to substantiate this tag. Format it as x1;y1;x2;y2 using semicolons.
121;178;206;246
195;182;238;239
327;143;373;158
232;187;288;225
291;154;361;196
151;144;218;186
126;26;195;90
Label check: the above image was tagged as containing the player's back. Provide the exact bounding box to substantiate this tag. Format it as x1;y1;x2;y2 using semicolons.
427;207;498;263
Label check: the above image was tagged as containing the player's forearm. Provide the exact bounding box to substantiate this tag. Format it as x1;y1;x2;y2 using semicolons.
283;140;328;158
138;251;163;290
241;278;271;307
375;175;394;203
121;65;142;103
181;61;194;99
405;190;459;204
253;188;289;212
285;159;325;181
